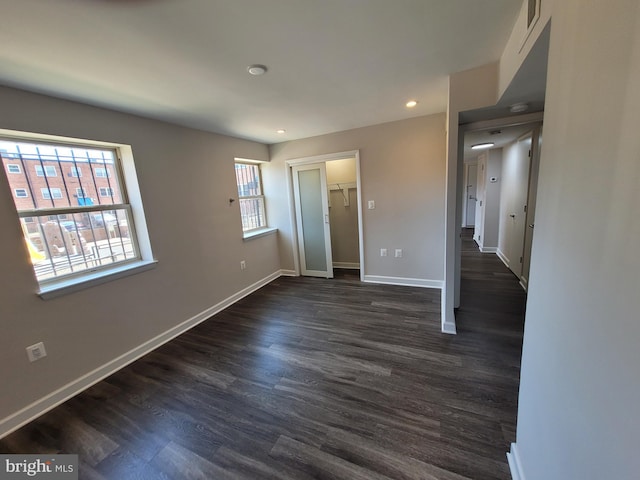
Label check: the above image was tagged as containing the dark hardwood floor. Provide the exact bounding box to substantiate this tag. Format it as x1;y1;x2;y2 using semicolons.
0;230;526;480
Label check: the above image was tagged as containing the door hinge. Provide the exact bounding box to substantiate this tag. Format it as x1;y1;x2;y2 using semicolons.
524;205;527;213
528;149;532;158
519;256;523;263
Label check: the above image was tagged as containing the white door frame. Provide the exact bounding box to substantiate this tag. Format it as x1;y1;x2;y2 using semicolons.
285;150;364;281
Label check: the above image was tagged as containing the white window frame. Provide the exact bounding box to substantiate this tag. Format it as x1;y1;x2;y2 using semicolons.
70;166;82;177
95;167;110;178
0;131;156;299
7;163;21;174
41;187;63;200
14;188;28;198
35;164;57;177
99;187;114;197
234;160;268;233
76;187;88;197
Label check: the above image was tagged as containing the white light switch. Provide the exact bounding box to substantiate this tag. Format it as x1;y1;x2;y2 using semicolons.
380;248;387;257
395;249;403;258
368;200;375;209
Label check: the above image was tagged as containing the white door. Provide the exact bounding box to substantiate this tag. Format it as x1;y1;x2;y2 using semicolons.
473;154;487;244
292;163;334;278
465;163;478;227
507;133;532;278
521;127;542;288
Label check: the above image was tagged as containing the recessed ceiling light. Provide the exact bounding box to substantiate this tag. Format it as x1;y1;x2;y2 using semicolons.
276;129;286;134
471;142;495;150
406;100;418;108
247;64;268;76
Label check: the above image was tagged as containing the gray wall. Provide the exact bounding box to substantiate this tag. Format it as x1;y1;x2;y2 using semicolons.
513;0;640;478
0;86;280;433
266;114;447;285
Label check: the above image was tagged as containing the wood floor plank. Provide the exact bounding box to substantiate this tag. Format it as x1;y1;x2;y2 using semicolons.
0;229;525;479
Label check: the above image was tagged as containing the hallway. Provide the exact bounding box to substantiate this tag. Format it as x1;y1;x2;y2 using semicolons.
456;228;527;445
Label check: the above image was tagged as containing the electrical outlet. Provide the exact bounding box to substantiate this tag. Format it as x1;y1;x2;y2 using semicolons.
26;342;47;362
395;249;403;258
380;248;387;257
240;260;246;270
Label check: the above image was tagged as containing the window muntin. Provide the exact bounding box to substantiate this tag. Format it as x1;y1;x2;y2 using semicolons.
35;165;57;177
99;187;114;197
7;163;20;173
95;167;110;178
234;162;267;232
41;187;63;200
1;138;140;285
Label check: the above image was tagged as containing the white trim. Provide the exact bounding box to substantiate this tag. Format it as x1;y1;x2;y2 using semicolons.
507;443;527;480
285;150;364;282
279;269;297;277
519;0;541;53
333;262;359;269
0;269;282;439
480;246;498;253
38;260;158;300
496;248;510;268
442;320;457;335
286;150;359;166
242;227;277;241
519;279;528;292
363;275;443;289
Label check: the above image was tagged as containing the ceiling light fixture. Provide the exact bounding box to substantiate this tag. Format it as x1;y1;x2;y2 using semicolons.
471;142;495;150
509;102;529;113
406;100;418;108
276;129;286;134
247;64;268;76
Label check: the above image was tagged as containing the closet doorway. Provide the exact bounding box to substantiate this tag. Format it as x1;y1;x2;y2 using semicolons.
286;150;364;280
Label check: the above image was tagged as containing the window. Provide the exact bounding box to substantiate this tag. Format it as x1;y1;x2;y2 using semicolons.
41;187;63;200
234;161;267;232
0;137;148;290
95;167;110;178
7;164;20;174
35;165;57;177
99;187;114;197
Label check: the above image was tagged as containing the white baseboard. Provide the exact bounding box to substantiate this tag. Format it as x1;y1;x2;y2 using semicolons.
279;269;297;277
441;320;457;335
480;246;498;253
496;249;510;268
507;443;527;480
333;262;360;269
519;278;528;292
0;270;283;440
363;275;443;289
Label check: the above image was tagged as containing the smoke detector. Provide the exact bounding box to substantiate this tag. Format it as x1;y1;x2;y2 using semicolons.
510;103;529;113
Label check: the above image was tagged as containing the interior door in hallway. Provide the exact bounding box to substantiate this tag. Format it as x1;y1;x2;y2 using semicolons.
465;163;478;227
520;127;542;289
507;133;532;278
292;163;334;278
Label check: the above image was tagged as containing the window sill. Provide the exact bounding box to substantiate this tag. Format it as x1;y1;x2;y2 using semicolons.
243;227;277;241
37;259;158;300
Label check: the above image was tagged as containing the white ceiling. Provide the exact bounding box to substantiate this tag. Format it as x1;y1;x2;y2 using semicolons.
463;123;536;162
0;0;523;144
